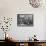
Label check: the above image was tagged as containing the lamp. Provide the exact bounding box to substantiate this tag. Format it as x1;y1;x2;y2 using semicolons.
29;0;44;8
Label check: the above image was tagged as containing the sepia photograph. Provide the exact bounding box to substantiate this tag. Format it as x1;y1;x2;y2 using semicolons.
17;14;33;26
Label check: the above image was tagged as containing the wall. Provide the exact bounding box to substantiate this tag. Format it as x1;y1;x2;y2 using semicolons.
0;0;46;40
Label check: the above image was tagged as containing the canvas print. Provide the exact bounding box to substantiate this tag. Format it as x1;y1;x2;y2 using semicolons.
17;14;33;26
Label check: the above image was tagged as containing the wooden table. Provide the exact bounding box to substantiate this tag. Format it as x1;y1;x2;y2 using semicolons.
5;39;46;46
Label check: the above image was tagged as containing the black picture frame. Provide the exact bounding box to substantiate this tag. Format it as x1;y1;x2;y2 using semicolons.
17;14;33;26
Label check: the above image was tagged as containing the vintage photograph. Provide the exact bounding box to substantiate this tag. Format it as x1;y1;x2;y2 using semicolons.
17;14;33;26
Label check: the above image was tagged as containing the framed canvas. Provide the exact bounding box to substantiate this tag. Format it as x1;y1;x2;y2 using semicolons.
17;14;33;26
